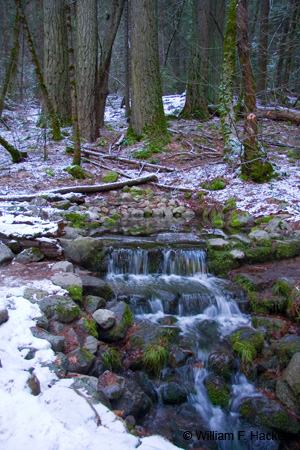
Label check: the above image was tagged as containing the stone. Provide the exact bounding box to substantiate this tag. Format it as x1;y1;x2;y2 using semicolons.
230;249;245;259
84;296;106;314
248;229;270;241
71;375;111;407
62;227;87;239
121;193;134;202
92;309;116;329
230;233;251;244
265;218;292;232
55;200;71;210
30;327;65;352
27;373;41;396
14;247;44;263
51;272;82;289
97;301;133;342
182;210;195;219
80;275;114;300
23;288;48;303
89;358;109;378
111;379;151;419
0;242;15;263
62;237;105;272
168;345;190;369
97;371;125;401
152;208;164;217
131;209;144;218
204;374;230;408
67;347;95;374
33;313;49;330
7;240;20;254
207;350;234;380
51;261;74;272
84;336;99;355
173;206;186;216
208;238;229;249
0;309;8;325
133;371;158;402
47;352;69;376
161;382;187;405
38;295;80;323
276;352;300;414
272;334;300;367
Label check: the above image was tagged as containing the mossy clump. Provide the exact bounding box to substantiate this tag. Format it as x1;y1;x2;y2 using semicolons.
204;375;230;408
67;285;82;303
64;165;85;179
142;343;168;375
230;328;264;379
56;302;80;323
244;159;274;183
102;348;122;371
222;198;236;214
103;217;116;228
184;192;192;199
65;146;74;154
84;317;98;338
65;212;87;228
202;178;226;191
244;246;275;264
275;241;300;260
207;248;238;277
102;171;118;183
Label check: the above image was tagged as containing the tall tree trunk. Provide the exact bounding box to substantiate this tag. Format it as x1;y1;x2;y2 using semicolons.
237;0;273;182
257;0;269;100
180;0;209;120
283;0;299;90
123;0;130;118
209;0;226;104
130;0;166;139
98;0;125;128
43;0;71;124
0;134;22;163
14;0;61;141
219;0;241;160
76;0;99;142
276;15;290;90
0;12;20;118
66;2;81;166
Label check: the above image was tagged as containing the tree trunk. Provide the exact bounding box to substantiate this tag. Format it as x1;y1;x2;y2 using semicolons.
0;12;20;118
209;0;226;104
76;0;99;142
257;0;269;100
43;0;71;124
283;0;299;90
123;0;130;118
219;0;242;160
130;0;167;139
98;0;125;128
0;134;22;163
66;2;81;166
236;0;273;182
14;0;61;141
180;0;209;120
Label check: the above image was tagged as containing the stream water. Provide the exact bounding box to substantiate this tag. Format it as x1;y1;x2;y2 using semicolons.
106;247;278;449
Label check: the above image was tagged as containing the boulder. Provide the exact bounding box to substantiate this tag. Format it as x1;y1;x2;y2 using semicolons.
38;295;80;323
30;327;65;352
51;261;74;272
248;229;270;241
67;347;95;374
204;374;230;408
23;288;48;303
133;371;158;402
0;242;14;263
14;247;44;263
80;275;114;300
208;238;229;249
97;371;125;401
0;309;8;325
168;345;190;369
92;309;116;329
97;301;133;342
84;336;99;355
265;218;292;232
161;382;187;405
272;334;300;367
84;295;106;313
51;272;83;302
89;358;109;378
47;352;69;376
62;237;105;272
207;350;234;380
240;395;300;434
71;375;111;407
276;352;300;414
111;379;151;419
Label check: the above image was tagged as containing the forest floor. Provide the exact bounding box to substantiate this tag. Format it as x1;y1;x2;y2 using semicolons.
0;93;300;225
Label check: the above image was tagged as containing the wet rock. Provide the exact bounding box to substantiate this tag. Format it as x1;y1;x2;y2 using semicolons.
27;372;41;396
97;370;125;401
54;200;70;210
38;295;80;323
168;345;190;369
121;193;134;202
80;275;114;300
0;242;15;263
112;379;151;419
47;352;69;376
14;247;44;263
131;209;144;218
252;316;287;341
204;374;230;408
67;347;95;374
65;327;83;347
71;375;111;407
23;288;48;303
272;334;300;367
92;309;116;329
84;336;99;355
230;249;245;260
89;358;109;377
30;327;65;352
248;229;270;241
240;395;300;434
62;227;87;239
51;261;74;272
173;206;186;216
207;350;234;380
51;273;83;302
161;382;187;405
84;295;106;313
97;301;133;342
0;309;8;325
133;371;158;402
208;238;229;249
276;352;300;414
62;237;105;272
257;355;280;373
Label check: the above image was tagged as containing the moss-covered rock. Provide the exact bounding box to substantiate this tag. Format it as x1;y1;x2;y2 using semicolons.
14;247;44;264
161;382;187;405
204;374;230;408
97;302;133;342
207;248;238;277
102;171;118;183
65;212;88;228
272;335;300;367
63;237;105;272
275;240;300;260
64;165;85;179
38;295;80;323
208;350;234;380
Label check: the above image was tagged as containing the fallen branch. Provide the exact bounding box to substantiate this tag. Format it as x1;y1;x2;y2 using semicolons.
72;388;101;426
85;158;132;179
0;174;158;201
150;182;194;192
256;106;300;124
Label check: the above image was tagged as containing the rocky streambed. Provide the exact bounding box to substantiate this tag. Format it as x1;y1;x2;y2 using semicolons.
1;188;300;449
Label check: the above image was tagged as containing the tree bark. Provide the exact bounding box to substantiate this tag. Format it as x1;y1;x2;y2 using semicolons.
123;0;130;118
283;0;299;90
130;0;167;139
43;0;71;124
14;0;61;141
98;0;125;128
180;0;209;120
0;134;22;163
76;0;99;142
0;12;21;118
66;2;81;166
219;0;242;160
257;0;269;100
237;0;273;182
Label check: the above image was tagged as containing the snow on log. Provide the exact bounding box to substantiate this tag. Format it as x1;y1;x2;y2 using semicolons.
256;106;300;124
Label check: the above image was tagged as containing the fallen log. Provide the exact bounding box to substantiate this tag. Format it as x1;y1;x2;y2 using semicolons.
150;182;194;192
0;174;159;202
256;106;300;124
85;157;132;179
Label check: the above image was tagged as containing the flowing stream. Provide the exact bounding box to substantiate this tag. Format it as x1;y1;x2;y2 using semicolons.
105;247;270;449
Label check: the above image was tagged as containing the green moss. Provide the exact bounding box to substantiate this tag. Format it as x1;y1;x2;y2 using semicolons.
273;280;292;297
222;198;236;213
231;211;247;228
255;216;274;224
103;171;118;183
103;217;116;228
56;302;80;322
202;178;226;191
65;212;87;228
275;241;300;259
84;317;98;338
111;213;121;221
65;146;74;154
67;285;82;302
102;348;122;370
111;303;133;338
207;248;238;277
184;192;192;199
45;168;55;177
205;379;230;408
64;165;85;179
244;246;275;264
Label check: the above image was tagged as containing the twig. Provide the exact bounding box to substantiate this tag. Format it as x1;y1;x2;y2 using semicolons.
150;182;193;192
72;388;102;426
84;158;132;179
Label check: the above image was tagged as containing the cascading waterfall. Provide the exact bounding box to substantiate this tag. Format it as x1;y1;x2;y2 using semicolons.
106;247;262;449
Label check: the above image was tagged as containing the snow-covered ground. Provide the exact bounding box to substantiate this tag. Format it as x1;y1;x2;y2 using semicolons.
0;281;181;450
